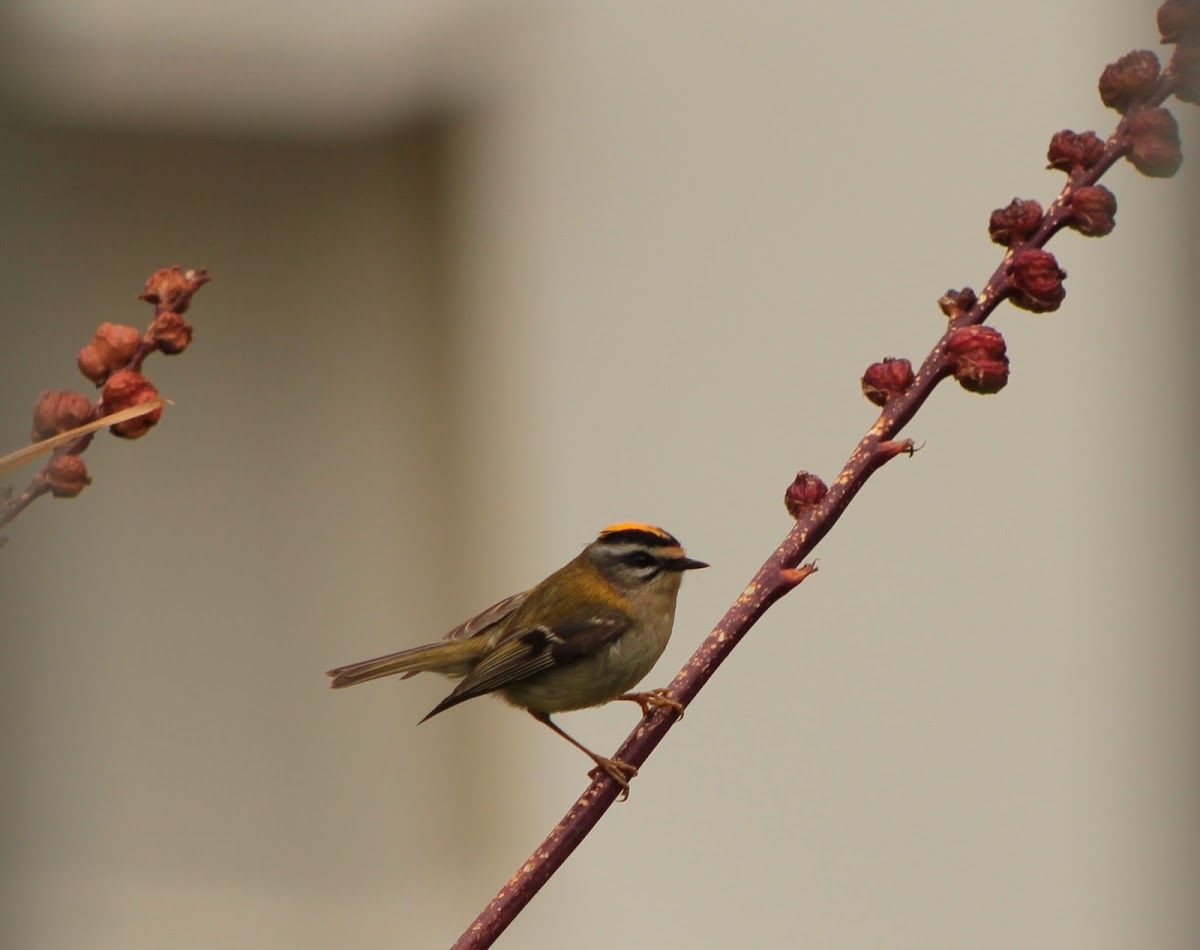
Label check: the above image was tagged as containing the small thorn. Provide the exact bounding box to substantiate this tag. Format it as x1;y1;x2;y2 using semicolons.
878;438;918;460
778;562;818;590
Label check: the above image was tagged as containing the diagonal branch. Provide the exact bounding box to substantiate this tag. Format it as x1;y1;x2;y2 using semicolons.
451;7;1198;947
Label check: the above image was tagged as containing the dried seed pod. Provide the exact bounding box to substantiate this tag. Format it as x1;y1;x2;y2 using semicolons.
32;390;94;441
1008;249;1067;313
44;455;92;498
1067;185;1118;237
1126;107;1183;177
139;266;211;315
785;472;828;518
988;198;1044;247
946;326;1009;394
861;358;915;407
1047;130;1106;174
78;323;142;385
1099;50;1161;112
101;370;162;439
148;311;194;355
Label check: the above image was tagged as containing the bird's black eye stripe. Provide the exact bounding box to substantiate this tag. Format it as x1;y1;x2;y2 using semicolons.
623;549;657;569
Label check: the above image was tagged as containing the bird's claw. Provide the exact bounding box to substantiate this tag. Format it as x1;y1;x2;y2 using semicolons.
588;756;639;801
619;687;686;720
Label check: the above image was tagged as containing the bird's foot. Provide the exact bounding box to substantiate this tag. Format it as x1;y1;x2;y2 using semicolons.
587;756;639;801
618;687;686;720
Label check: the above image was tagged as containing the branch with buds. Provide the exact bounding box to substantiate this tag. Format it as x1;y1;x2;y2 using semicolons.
0;266;211;541
451;3;1200;946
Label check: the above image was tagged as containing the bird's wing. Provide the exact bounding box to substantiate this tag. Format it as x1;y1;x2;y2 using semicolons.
442;589;531;642
420;610;631;719
394;589;530;680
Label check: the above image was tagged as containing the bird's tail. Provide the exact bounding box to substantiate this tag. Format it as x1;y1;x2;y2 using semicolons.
326;638;485;689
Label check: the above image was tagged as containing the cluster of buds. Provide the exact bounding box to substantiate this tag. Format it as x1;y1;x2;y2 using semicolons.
82;267;208;443
841;2;1195;448
18;266;209;508
924;2;1197;406
1160;1;1200;128
1097;5;1200;178
29;392;96;498
78;268;205;386
140;266;204;353
987;209;1067;314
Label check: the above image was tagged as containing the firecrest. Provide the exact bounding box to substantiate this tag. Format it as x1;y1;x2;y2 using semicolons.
326;523;707;796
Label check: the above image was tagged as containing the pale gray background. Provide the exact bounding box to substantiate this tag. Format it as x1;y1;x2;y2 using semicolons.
1;2;1196;948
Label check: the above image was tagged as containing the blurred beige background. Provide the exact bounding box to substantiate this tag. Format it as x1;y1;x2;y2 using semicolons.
1;2;1196;948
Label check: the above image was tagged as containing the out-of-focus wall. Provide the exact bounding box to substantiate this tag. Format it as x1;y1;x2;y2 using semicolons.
1;3;1196;949
0;122;515;947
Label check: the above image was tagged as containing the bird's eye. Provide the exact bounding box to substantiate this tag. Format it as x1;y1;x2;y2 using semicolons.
625;550;656;569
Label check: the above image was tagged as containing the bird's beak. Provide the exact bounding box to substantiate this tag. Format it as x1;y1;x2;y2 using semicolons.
678;557;709;571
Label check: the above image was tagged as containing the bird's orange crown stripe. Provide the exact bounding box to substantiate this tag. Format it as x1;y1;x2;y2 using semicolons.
599;522;671;539
596;523;682;549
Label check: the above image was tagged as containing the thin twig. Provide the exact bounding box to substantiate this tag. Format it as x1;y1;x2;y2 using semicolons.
0;401;169;480
0;480;51;532
0;267;207;537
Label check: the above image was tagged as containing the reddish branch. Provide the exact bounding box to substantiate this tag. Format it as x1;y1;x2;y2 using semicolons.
452;5;1199;947
0;266;210;539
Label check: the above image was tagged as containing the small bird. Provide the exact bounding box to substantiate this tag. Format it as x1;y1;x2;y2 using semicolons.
326;523;707;796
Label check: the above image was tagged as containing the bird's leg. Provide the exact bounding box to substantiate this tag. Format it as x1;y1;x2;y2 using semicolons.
529;711;638;801
616;687;686;720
